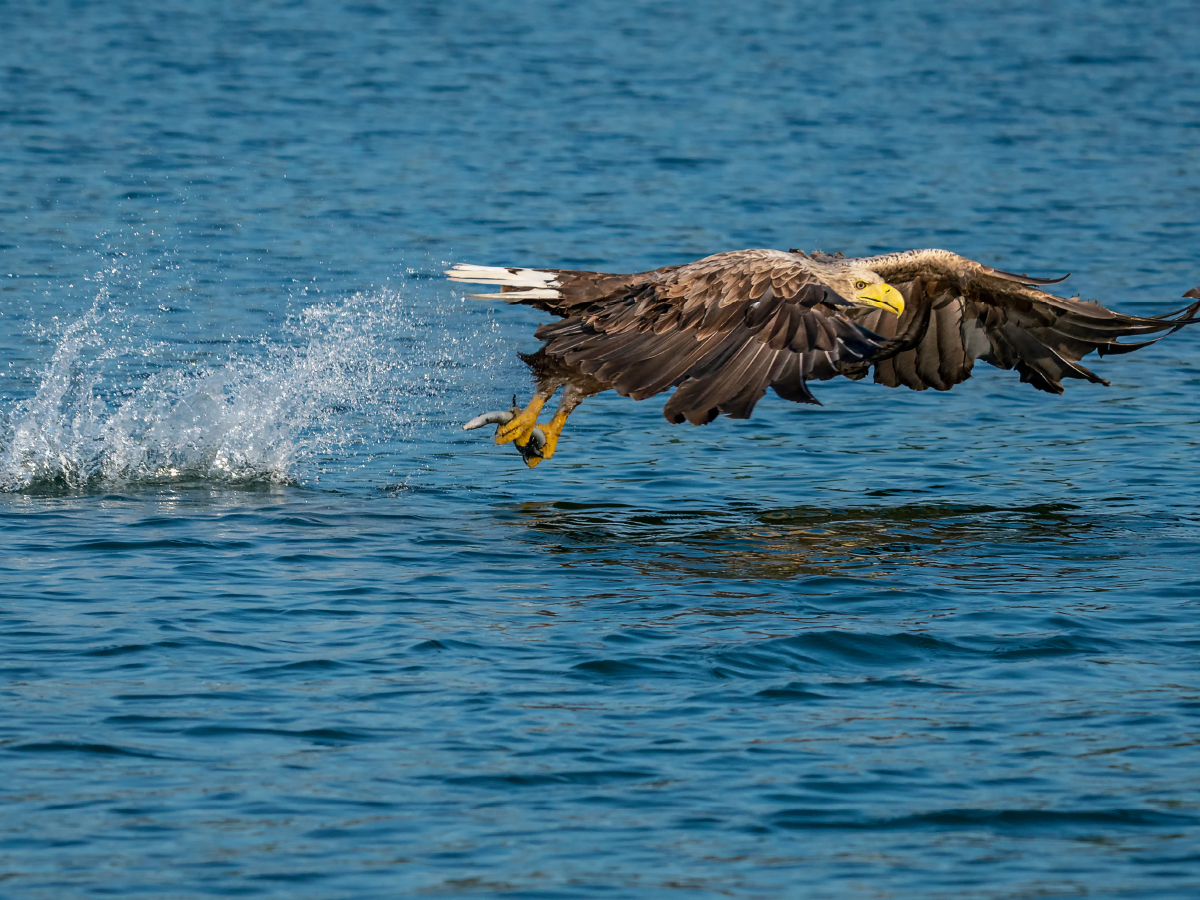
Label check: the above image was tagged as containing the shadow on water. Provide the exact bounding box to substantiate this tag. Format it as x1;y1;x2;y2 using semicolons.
501;499;1121;583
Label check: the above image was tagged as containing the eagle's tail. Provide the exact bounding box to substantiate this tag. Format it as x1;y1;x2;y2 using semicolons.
444;264;563;302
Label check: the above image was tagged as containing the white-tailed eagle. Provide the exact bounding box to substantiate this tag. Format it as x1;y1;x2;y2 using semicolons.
448;248;1199;467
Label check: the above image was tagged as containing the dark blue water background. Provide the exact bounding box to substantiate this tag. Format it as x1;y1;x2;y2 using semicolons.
3;1;1200;896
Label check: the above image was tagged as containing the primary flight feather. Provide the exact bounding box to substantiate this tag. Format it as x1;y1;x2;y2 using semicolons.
448;248;1200;467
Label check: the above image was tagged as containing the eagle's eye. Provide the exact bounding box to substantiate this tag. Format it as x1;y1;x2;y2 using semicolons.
854;280;867;290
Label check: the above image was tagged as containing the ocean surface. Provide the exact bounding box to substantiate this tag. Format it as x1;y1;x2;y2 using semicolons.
3;1;1200;897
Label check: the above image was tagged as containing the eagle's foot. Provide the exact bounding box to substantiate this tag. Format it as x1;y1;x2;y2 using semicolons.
518;431;546;467
521;412;566;468
495;394;547;446
464;385;579;469
463;401;548;465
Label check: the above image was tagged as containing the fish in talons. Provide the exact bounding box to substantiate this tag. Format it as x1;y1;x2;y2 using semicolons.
463;399;548;467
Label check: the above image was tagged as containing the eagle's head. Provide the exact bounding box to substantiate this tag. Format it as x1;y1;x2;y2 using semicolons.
807;253;905;316
845;270;905;316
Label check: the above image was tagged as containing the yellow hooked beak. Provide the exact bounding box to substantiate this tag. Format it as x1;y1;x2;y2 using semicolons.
855;282;905;316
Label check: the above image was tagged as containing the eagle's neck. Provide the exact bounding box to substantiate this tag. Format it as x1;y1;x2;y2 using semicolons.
855;249;969;281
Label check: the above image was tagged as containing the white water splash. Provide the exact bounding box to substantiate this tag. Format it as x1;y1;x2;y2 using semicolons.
0;286;497;491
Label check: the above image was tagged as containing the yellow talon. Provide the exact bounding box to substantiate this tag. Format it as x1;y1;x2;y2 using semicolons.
523;412;567;468
540;412;566;459
495;395;546;446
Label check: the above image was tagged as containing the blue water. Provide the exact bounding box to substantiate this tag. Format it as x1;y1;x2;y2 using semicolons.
3;1;1200;896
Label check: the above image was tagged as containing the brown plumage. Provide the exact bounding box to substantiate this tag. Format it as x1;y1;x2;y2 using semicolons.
448;248;1200;465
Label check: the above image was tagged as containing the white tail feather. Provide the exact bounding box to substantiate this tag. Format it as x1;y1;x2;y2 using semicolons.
446;264;559;288
465;289;560;301
446;263;563;302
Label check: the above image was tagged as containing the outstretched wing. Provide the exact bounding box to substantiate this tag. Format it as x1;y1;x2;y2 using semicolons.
845;249;1200;394
516;250;887;425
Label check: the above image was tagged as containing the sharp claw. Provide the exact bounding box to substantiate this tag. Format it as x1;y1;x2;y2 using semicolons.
463;410;514;431
495;396;546;446
465;398;553;469
517;427;546;465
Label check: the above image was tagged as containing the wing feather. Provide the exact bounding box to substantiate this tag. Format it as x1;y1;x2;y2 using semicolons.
914;297;947;390
528;249;888;422
859;250;1199;394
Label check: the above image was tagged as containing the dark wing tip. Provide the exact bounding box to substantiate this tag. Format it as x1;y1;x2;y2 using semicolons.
986;266;1071;286
1183;287;1200;300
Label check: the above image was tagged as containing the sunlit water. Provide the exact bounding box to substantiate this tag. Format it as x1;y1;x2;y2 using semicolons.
3;2;1200;897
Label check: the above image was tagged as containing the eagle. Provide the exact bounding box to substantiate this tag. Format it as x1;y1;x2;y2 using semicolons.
447;248;1200;467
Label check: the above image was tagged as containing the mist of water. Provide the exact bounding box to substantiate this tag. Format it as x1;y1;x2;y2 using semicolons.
0;283;502;492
